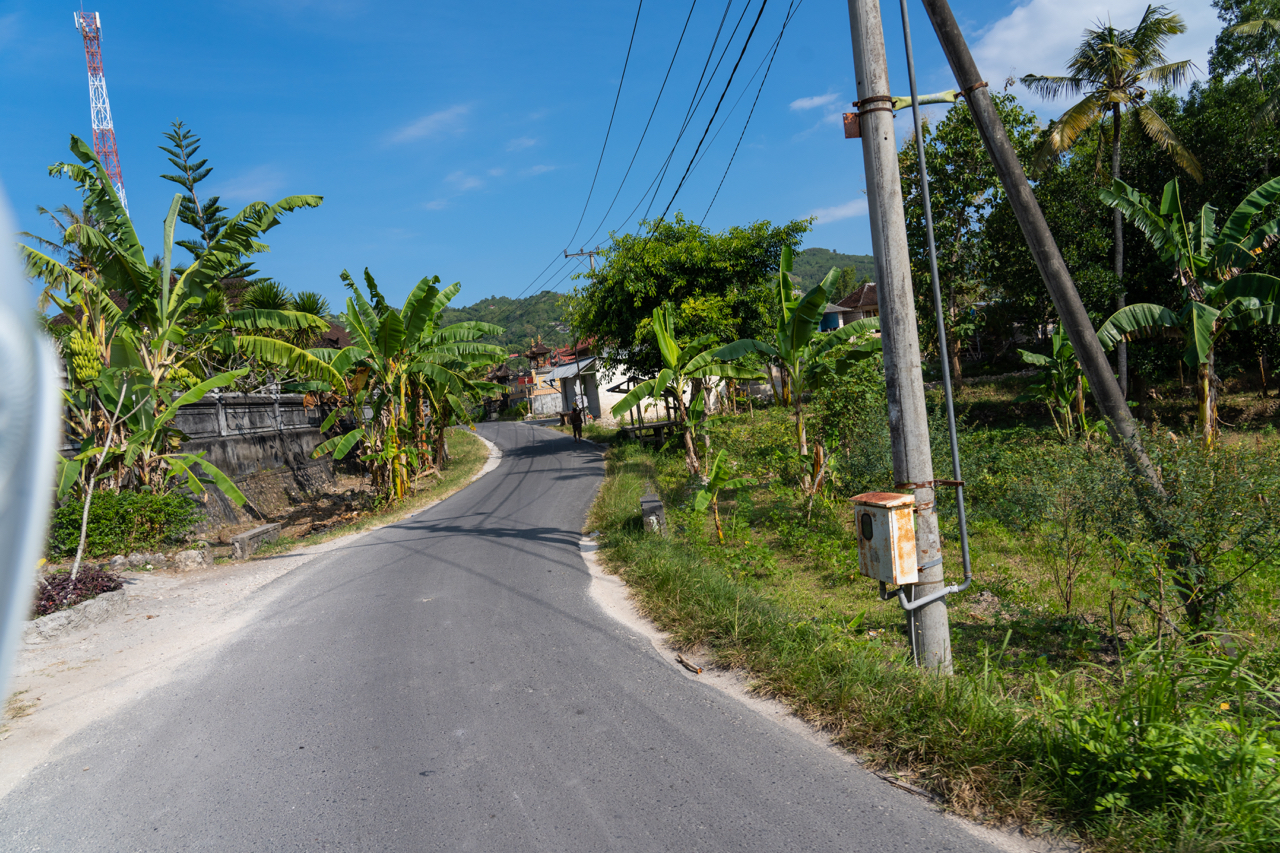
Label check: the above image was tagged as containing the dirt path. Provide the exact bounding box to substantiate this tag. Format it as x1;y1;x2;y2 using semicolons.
0;434;501;800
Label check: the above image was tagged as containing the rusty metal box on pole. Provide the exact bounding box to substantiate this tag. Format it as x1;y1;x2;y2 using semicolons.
851;492;918;585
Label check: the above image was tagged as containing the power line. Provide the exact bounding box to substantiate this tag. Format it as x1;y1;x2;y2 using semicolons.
564;0;644;250
503;0;735;323
659;0;771;221
576;0;700;251
490;0;643;332
701;0;801;223
642;0;751;224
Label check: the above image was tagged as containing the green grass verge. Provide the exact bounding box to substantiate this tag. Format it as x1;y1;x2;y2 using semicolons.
588;430;1280;853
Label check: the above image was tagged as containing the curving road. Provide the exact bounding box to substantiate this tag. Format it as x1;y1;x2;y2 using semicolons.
0;423;1005;852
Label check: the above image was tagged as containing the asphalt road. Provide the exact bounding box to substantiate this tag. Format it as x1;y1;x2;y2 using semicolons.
0;423;1005;852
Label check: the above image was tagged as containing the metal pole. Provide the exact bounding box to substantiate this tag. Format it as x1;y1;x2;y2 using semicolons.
900;0;973;616
918;0;1160;490
846;0;952;672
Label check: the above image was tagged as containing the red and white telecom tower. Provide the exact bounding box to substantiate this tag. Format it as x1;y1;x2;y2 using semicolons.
74;11;127;212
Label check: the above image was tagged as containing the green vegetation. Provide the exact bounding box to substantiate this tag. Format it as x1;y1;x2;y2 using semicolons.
47;491;202;559
440;290;574;357
610;303;761;475
1099;174;1280;445
311;269;505;502
788;247;875;293
565;213;811;376
588;402;1280;852
717;246;881;460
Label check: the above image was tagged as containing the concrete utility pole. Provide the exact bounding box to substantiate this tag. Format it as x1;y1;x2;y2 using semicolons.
845;0;952;672
564;247;600;272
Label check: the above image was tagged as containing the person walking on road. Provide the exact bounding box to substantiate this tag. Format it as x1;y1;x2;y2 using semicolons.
569;406;584;443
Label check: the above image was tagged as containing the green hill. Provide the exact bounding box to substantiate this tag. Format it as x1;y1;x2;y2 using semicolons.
440;290;573;355
791;248;875;290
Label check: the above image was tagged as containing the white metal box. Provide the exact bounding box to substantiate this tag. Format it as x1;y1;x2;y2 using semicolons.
851;492;918;585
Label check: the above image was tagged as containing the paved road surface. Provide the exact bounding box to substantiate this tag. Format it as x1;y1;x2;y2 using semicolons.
0;423;1004;852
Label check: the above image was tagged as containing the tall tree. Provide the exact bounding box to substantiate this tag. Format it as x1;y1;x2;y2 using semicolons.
1023;4;1202;396
159;120;230;262
565;214;810;376
1211;0;1280;92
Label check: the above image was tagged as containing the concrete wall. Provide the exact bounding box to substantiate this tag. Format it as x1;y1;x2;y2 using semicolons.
62;393;341;529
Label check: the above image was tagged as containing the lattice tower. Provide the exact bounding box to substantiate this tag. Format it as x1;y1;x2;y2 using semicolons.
74;11;127;212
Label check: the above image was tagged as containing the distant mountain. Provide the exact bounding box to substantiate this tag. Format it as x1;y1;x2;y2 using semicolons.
440;290;573;355
791;248;876;290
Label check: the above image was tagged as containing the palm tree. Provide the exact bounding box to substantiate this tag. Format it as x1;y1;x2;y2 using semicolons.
18;204;102;311
716;248;881;458
1022;4;1202;397
313;269;506;500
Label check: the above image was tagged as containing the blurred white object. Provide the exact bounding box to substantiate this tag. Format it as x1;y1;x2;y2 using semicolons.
0;182;60;695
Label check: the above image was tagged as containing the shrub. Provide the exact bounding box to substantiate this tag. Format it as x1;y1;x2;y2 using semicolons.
47;490;202;559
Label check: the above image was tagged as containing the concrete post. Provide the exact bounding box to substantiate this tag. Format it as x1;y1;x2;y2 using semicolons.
846;0;952;672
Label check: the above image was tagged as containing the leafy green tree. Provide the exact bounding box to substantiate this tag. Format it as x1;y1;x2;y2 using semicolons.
1211;0;1280;92
1023;4;1202;395
899;93;1038;379
566;214;811;376
610;303;760;476
716;248;881;459
1099;175;1280;445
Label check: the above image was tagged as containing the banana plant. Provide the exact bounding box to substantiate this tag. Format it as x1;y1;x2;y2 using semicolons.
610;303;762;476
693;450;754;544
1014;329;1090;440
55;366;250;504
25;136;340;498
312;269;506;501
715;246;881;457
1099;176;1280;446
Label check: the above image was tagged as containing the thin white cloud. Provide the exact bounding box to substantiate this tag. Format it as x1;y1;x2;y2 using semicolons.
971;0;1219;116
808;198;869;224
521;164;556;176
216;166;286;202
487;167;505;177
445;170;484;191
506;136;538;152
791;93;842;111
389;104;471;144
424;199;448;210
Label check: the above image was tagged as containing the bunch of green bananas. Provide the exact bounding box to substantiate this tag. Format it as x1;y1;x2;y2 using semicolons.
66;329;100;383
169;365;201;390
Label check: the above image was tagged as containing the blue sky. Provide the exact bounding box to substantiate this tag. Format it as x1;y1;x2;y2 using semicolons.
1;0;1218;312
